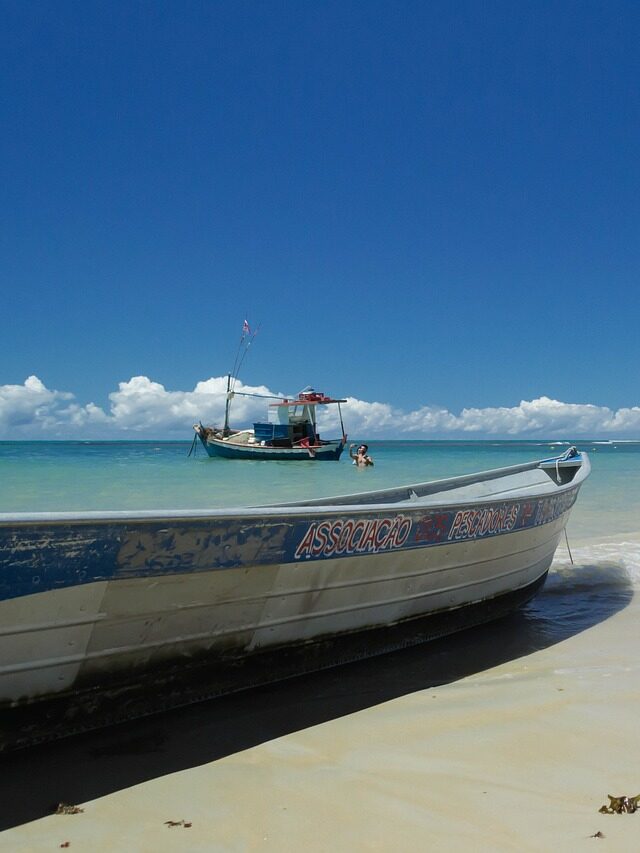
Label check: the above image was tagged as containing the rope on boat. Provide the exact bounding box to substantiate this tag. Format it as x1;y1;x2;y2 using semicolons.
230;324;260;395
188;431;198;457
564;528;574;564
228;391;284;400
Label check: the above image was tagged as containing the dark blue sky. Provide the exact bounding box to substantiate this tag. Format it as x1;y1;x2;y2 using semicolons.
2;0;639;416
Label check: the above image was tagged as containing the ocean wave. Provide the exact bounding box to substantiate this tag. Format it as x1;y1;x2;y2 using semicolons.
552;539;640;581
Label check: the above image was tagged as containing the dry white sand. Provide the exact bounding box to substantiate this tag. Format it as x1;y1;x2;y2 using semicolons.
1;573;639;852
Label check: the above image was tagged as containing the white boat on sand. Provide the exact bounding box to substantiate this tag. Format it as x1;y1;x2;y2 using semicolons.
0;448;589;750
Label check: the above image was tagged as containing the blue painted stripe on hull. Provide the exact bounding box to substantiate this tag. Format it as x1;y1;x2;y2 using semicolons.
0;486;580;604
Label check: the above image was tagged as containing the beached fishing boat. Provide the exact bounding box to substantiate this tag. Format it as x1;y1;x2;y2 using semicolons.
0;448;589;749
193;387;348;461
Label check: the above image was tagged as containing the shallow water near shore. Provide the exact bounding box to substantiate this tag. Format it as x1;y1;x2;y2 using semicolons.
2;439;640;531
2;438;640;558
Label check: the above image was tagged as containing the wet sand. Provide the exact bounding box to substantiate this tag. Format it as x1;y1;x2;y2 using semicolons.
1;551;638;852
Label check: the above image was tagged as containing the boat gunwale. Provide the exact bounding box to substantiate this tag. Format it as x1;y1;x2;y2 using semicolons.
0;453;590;526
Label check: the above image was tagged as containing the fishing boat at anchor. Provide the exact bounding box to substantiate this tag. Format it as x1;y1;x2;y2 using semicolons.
0;447;589;750
193;386;348;460
191;321;348;460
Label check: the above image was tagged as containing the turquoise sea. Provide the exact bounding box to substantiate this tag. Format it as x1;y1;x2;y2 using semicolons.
3;440;639;645
1;439;639;547
2;440;640;610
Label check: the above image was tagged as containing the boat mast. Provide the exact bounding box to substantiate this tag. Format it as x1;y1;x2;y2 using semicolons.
223;373;232;436
337;401;347;441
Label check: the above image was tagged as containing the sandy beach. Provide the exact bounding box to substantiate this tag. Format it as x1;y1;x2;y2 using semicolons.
0;536;638;853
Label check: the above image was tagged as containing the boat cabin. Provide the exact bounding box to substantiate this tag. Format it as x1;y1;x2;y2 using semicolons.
253;391;345;448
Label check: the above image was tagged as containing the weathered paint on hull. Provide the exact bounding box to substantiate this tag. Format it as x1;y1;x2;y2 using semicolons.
0;452;589;749
0;511;566;706
200;436;345;460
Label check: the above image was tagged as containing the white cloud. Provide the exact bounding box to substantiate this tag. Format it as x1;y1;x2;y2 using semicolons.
107;375;278;432
0;375;639;439
0;375;73;430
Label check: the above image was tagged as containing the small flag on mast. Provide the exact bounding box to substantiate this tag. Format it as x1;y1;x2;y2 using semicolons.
242;319;250;334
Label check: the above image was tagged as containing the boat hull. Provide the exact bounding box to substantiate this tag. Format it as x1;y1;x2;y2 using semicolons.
1;570;548;751
199;434;345;460
0;452;589;750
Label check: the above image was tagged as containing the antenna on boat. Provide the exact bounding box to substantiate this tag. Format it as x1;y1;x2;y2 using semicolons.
228;320;250;388
233;323;260;390
223;319;260;435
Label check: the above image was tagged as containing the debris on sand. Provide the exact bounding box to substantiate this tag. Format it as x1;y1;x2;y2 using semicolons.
598;795;640;814
55;804;84;816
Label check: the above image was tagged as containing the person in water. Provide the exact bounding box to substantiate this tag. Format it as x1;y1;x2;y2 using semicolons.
350;443;374;466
